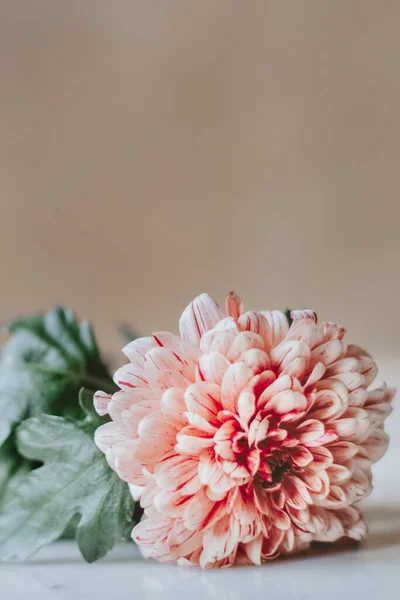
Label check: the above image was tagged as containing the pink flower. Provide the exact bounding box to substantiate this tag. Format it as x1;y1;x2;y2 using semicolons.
94;293;395;568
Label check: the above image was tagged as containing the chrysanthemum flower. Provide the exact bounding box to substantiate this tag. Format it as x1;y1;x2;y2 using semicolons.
94;292;394;568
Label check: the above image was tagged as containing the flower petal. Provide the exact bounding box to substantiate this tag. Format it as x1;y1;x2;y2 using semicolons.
184;382;220;422
93;391;111;416
310;340;345;367
225;291;243;320
240;348;271;374
283;475;312;509
260;310;289;350
200;515;239;567
294;419;325;444
263;390;307;415
270;340;311;378
227;331;264;361
221;362;254;412
113;363;148;390
94;421;129;452
175;426;214;455
196;351;230;385
108;388;156;424
179;294;224;345
122;336;152;370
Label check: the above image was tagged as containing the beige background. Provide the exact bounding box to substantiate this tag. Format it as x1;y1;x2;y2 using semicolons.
0;1;399;363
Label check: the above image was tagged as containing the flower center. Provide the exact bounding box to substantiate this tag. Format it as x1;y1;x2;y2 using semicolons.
261;455;292;488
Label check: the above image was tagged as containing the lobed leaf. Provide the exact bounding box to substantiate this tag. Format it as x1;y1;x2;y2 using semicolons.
0;416;135;562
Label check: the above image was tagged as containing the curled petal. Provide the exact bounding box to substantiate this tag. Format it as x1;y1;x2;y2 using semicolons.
221;362;254;412
307;379;348;421
196;351;230;385
108;388;156;424
261;526;285;559
243;534;263;564
198;459;234;494
362;428;390;463
285;312;323;348
357;357;378;387
93;391;111;416
137;412;178;468
330;371;365;392
294;419;325;444
304;362;325;389
335;506;367;541
237;311;270;344
200;515;239;568
237;389;256;426
94;421;129;453
227;331;264;361
329;407;370;443
348;387;368;407
327;463;352;484
241;348;271;374
145;346;195;380
291;309;318;322
225;290;243;320
168;522;203;560
131;518;172;560
312;508;344;542
122;336;152;370
260;310;289;350
310;340;345;367
113;364;148;390
283;475;312;510
323;322;346;341
179;293;224;345
329;441;358;462
154;454;199;491
264;390;307;415
325;357;359;377
200;329;237;357
175;426;214;455
257;373;299;407
185;411;218;434
289;445;314;467
152;332;201;362
271;340;311;378
308;446;333;470
108;441;145;484
161;387;186;422
184;382;220;422
121;400;154;436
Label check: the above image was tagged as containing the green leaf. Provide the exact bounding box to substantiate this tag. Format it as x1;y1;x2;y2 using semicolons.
0;306;115;445
0;415;135;563
0;437;34;508
0;437;18;499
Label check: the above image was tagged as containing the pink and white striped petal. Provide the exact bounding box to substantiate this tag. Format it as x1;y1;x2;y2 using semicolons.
196;351;230;385
113;363;148;390
260;310;289;350
122;336;152;369
179;293;225;345
220;362;254;413
93;391;111;416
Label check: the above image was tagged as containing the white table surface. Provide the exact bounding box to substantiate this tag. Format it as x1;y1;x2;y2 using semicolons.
2;365;399;600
